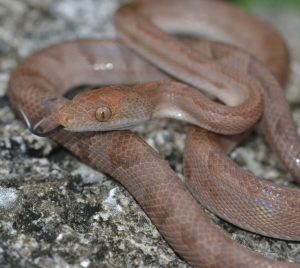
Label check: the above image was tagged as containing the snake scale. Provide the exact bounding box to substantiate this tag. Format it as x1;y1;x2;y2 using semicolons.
8;0;300;267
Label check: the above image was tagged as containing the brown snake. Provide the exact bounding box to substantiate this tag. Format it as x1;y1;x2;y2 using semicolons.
7;0;300;267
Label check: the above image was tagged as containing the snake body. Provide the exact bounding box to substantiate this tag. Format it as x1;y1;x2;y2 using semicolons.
8;0;300;267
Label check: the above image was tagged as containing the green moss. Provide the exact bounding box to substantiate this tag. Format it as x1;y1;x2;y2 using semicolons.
232;0;300;11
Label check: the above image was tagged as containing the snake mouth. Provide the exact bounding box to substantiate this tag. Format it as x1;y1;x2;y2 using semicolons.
32;120;64;137
19;108;64;137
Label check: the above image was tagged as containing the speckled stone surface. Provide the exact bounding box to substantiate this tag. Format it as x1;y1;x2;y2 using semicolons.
0;0;300;267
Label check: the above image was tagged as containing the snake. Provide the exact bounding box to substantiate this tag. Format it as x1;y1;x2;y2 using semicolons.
7;0;300;267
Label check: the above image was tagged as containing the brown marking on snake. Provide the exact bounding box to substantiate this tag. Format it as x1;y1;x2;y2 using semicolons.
8;0;300;267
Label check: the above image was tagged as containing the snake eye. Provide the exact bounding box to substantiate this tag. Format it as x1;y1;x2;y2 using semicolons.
95;105;112;122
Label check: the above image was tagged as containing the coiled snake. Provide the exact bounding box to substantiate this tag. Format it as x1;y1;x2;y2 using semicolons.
8;0;300;267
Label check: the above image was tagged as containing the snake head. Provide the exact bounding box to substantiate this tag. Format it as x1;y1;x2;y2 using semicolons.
51;86;151;132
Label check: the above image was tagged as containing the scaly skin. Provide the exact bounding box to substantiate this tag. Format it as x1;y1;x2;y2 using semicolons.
8;0;300;267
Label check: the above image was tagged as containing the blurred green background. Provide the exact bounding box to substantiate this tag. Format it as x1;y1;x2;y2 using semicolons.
232;0;300;11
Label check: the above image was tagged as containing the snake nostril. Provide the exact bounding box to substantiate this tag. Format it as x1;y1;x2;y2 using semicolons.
59;114;72;126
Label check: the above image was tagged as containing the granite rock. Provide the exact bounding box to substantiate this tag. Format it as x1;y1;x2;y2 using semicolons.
0;0;299;267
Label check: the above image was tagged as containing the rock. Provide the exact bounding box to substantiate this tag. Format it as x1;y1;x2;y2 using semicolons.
0;0;299;267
